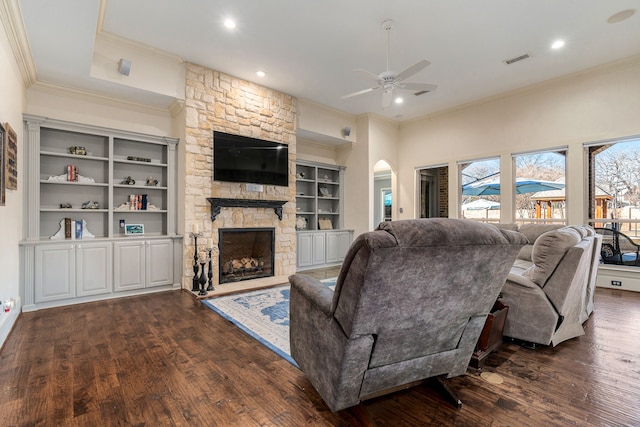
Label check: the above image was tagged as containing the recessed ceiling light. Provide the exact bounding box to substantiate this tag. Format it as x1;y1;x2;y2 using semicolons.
224;18;236;29
608;9;636;24
551;40;565;50
256;70;266;78
394;97;404;104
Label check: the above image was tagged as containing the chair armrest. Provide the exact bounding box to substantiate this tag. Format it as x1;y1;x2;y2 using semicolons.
288;274;334;316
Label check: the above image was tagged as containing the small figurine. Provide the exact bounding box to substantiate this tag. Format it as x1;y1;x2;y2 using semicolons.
121;176;135;185
146;176;158;186
296;172;305;179
60;202;72;209
68;146;87;155
81;201;100;209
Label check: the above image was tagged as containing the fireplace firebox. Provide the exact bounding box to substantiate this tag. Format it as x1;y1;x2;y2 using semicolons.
218;228;275;284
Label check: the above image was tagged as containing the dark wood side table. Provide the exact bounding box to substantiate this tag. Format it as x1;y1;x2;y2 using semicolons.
469;300;509;369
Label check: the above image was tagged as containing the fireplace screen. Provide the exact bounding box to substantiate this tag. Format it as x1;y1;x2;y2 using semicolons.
218;228;275;284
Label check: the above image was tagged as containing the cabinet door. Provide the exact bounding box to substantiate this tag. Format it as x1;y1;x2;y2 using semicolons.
325;231;341;264
35;244;75;303
146;239;174;287
113;240;146;291
326;231;353;264
76;242;112;297
297;233;313;267
312;232;326;265
337;231;352;261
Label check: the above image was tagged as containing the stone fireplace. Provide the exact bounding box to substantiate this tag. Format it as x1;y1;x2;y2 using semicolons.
182;63;297;291
219;228;274;284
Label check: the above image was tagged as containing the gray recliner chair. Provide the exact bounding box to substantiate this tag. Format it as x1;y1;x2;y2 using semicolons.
289;218;527;412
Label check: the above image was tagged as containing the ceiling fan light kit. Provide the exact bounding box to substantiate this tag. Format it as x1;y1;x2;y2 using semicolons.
342;18;437;108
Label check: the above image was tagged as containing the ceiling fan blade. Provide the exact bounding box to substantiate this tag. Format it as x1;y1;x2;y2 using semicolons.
342;87;376;99
354;68;383;82
382;89;393;108
397;82;438;92
396;59;431;81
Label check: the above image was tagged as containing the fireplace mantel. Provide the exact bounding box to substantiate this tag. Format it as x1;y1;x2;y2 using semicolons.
206;198;288;221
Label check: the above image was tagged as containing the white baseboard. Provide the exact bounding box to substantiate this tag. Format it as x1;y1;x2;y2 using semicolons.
0;296;21;350
596;266;640;292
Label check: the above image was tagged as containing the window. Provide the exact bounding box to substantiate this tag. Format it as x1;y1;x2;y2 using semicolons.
459;158;500;222
587;137;640;235
512;150;567;225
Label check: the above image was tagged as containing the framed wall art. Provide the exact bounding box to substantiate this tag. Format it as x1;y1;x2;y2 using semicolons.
0;122;5;206
5;122;17;191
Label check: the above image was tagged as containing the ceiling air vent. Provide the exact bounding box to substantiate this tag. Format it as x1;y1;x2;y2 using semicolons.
505;53;531;65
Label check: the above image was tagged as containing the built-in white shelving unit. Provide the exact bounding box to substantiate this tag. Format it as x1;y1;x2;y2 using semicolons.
295;160;353;270
20;115;183;311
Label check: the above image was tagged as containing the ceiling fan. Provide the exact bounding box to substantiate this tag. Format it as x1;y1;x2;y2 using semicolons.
342;19;437;108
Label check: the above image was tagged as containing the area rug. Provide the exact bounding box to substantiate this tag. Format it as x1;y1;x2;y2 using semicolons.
202;277;337;366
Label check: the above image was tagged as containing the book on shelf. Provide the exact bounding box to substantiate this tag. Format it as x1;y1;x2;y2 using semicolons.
128;194;149;210
64;218;72;239
66;164;78;182
75;220;83;239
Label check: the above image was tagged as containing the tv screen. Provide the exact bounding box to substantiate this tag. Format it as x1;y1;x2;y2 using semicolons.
213;131;289;187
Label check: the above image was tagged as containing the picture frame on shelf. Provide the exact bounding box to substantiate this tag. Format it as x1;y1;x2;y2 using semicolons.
318;218;333;230
125;223;145;235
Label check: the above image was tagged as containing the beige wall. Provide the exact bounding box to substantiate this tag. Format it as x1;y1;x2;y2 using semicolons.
398;56;640;225
26;85;174;136
0;10;26;344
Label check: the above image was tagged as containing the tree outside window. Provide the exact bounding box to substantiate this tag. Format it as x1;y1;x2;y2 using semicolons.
513;151;566;225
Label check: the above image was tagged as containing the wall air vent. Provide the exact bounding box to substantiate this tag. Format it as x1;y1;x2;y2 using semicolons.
414;90;431;96
505;53;531;65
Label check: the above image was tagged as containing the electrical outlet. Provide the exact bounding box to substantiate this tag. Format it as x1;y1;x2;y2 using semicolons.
611;280;622;287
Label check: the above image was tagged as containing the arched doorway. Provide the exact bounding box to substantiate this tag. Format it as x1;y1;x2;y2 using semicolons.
374;160;393;226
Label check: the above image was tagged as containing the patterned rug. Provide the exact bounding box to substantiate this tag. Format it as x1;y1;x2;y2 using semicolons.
202;277;337;366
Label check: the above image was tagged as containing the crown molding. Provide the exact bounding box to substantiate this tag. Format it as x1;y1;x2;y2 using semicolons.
29;80;175;116
169;99;185;118
0;0;37;87
97;31;185;64
298;98;357;121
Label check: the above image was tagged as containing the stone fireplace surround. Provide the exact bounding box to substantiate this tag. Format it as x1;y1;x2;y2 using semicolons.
184;63;297;296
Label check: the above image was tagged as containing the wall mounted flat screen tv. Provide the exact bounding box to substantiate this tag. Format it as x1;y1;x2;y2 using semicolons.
213;131;289;186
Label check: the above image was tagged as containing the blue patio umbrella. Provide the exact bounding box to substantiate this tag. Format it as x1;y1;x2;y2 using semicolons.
462;177;565;196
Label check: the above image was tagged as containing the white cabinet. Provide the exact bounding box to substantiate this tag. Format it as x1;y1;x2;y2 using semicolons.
297;233;314;267
35;241;112;303
76;241;113;297
146;239;174;287
296;230;353;270
326;231;352;264
114;238;174;291
35;243;75;303
114;240;146;291
21;115;182;312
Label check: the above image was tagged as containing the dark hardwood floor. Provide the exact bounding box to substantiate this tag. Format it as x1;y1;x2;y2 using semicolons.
0;280;639;426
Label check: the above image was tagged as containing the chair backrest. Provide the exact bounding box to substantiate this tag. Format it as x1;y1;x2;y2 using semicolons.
330;218;527;368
